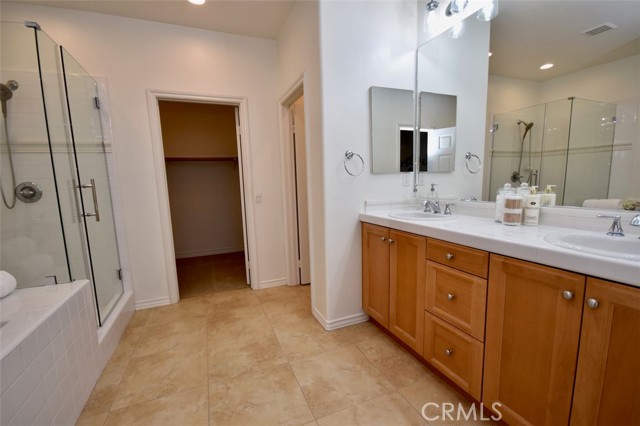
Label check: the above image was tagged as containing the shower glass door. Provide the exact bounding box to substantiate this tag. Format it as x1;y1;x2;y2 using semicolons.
60;47;123;325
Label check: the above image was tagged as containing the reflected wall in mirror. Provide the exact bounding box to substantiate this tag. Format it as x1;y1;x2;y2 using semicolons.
483;0;640;208
416;7;490;197
370;86;457;174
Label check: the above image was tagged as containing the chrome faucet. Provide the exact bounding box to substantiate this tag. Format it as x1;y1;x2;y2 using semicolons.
597;214;624;237
423;200;441;214
631;214;640;239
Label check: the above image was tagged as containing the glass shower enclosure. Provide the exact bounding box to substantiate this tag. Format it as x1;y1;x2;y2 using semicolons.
0;21;123;325
488;97;617;206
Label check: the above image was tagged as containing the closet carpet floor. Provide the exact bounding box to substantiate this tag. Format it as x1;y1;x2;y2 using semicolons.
176;252;248;299
76;285;493;426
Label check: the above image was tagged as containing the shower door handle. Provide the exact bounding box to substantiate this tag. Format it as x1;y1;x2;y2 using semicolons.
81;178;101;222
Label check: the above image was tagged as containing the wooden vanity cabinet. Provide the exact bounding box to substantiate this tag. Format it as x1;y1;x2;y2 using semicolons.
423;239;488;400
389;230;426;354
483;255;586;426
361;223;426;354
570;278;640;425
362;223;390;327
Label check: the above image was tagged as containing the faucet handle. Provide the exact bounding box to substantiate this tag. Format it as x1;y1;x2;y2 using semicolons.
597;214;624;237
444;202;456;215
630;214;640;226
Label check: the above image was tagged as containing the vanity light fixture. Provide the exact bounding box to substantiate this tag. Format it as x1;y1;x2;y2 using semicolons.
448;0;468;15
426;0;440;12
477;0;499;21
540;63;554;70
188;0;205;5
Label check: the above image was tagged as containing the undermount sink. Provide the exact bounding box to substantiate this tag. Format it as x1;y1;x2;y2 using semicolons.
544;230;640;261
388;211;455;221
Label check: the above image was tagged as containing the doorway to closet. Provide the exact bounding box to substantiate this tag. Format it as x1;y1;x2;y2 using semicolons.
159;100;250;298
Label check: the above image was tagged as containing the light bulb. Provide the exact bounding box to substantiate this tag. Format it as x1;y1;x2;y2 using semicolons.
189;0;205;5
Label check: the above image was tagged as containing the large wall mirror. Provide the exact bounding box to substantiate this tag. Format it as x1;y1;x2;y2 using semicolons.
483;1;639;208
370;86;457;174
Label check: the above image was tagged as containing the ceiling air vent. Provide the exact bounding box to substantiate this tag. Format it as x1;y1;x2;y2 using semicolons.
582;22;617;36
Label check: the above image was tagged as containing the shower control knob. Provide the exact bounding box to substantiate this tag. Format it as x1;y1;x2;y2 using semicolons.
15;182;43;203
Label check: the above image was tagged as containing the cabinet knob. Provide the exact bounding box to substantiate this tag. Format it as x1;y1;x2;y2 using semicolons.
444;348;454;357
445;253;454;260
388;239;395;244
447;293;456;301
587;298;599;309
380;236;386;241
562;290;574;301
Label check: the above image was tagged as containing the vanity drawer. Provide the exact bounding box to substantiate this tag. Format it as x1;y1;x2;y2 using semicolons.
425;261;487;341
424;312;484;400
427;239;488;278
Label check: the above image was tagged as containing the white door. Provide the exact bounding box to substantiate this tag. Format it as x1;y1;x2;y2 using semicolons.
426;127;456;172
291;97;311;285
235;107;251;285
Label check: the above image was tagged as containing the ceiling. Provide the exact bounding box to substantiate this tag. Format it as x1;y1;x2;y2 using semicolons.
9;0;296;40
489;0;640;81
9;0;640;81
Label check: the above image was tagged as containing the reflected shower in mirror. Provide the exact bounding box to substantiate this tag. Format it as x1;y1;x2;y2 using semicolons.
483;0;639;208
370;86;457;174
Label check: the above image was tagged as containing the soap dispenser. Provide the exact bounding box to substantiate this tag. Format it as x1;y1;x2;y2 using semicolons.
541;185;557;207
524;186;541;226
427;183;438;201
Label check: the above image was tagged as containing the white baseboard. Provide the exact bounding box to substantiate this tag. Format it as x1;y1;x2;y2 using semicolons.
134;296;171;310
257;278;288;289
312;307;369;331
175;247;244;259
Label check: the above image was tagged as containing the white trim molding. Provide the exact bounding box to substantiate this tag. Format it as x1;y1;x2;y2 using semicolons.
312;307;369;331
146;89;259;303
134;296;171;310
258;278;289;289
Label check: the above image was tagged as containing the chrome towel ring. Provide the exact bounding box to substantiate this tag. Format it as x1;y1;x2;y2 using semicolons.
344;150;364;176
465;152;482;174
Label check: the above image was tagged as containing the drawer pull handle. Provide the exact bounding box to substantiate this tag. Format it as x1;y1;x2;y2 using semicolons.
447;293;456;301
380;236;386;241
388;239;395;244
587;298;599;309
562;290;574;301
445;253;454;260
444;348;454;357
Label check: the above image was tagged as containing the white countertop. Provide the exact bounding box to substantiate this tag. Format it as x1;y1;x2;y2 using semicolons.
360;209;640;287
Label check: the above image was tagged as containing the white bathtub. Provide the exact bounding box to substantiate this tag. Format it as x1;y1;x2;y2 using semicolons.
0;281;134;426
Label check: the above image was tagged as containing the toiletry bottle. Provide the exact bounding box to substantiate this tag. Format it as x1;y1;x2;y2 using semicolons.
494;183;512;223
524;186;541;226
541;185;557;207
427;183;438;201
517;182;530;197
502;190;523;226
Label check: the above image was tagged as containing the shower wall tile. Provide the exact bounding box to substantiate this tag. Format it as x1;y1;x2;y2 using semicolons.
0;282;120;426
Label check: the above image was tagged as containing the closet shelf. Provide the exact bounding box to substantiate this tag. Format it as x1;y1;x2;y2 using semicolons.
165;156;238;162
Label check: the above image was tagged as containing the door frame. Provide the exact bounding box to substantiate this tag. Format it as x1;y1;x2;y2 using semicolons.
146;89;259;303
279;76;309;286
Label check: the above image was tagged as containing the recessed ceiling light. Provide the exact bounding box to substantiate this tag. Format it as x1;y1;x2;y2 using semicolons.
189;0;205;5
540;63;554;70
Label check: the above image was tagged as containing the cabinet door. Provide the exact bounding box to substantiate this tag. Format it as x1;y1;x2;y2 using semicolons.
570;278;640;426
362;223;390;327
483;255;586;426
389;230;426;354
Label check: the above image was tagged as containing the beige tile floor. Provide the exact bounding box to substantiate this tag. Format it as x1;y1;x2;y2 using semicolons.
176;253;248;299
77;285;492;426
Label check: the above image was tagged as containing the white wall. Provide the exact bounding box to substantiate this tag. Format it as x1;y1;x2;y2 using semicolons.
318;0;417;324
1;2;288;305
277;1;328;315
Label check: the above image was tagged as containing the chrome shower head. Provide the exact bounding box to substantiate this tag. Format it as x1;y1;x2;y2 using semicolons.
1;81;18;118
